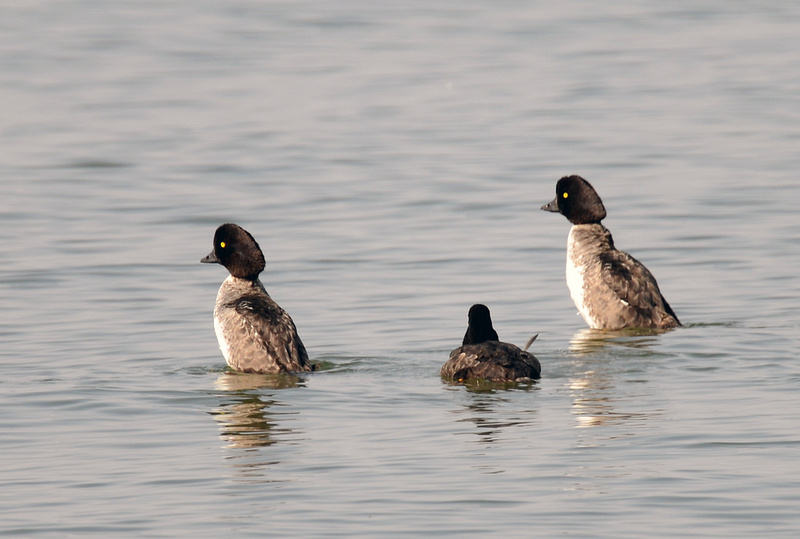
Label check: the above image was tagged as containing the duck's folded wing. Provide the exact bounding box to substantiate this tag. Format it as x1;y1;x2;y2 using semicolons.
441;347;480;379
231;295;310;372
598;250;680;327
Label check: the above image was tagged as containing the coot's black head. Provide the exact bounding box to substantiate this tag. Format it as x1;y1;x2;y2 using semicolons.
201;223;266;279
463;304;500;345
541;175;607;224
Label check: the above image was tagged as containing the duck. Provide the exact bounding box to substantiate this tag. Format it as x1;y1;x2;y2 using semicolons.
541;175;681;330
441;304;541;382
201;223;312;374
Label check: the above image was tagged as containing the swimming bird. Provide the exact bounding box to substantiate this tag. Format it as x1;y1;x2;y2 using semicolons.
441;304;541;382
201;223;312;374
541;175;681;330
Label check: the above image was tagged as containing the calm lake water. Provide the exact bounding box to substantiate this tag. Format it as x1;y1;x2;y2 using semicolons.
2;1;800;536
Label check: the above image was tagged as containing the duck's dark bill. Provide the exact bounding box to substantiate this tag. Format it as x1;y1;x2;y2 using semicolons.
541;198;559;212
201;250;219;264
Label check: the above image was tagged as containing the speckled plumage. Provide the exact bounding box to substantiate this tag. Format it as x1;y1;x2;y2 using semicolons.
442;341;541;382
542;175;681;330
212;275;310;373
441;304;541;382
202;223;312;374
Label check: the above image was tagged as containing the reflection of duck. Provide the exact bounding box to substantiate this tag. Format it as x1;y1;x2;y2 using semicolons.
569;327;662;355
214;372;303;392
450;392;539;448
566;330;660;429
441;304;541;383
569;375;625;429
210;373;302;449
569;375;655;430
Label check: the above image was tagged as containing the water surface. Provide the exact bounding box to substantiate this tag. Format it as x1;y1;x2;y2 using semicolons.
2;1;800;536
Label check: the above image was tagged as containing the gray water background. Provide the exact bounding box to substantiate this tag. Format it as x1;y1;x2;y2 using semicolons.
2;1;800;536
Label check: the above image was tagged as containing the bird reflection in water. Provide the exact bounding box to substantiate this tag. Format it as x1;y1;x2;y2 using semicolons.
210;372;303;450
448;385;539;446
569;327;664;355
567;328;664;429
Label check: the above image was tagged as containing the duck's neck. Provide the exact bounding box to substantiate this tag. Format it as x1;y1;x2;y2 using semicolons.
568;223;614;257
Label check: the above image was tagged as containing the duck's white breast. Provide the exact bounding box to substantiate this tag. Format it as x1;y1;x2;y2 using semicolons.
566;226;599;328
213;313;232;364
213;277;234;365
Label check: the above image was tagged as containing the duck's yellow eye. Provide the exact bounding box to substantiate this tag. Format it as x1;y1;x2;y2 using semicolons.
220;241;226;248
562;192;569;199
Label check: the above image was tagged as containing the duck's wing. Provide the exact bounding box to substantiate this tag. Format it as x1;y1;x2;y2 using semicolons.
476;343;541;380
441;346;481;380
598;249;681;328
228;294;311;373
519;350;542;379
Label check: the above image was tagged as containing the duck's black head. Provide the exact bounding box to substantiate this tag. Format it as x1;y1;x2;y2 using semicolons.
463;304;500;345
541;175;607;225
201;223;266;279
